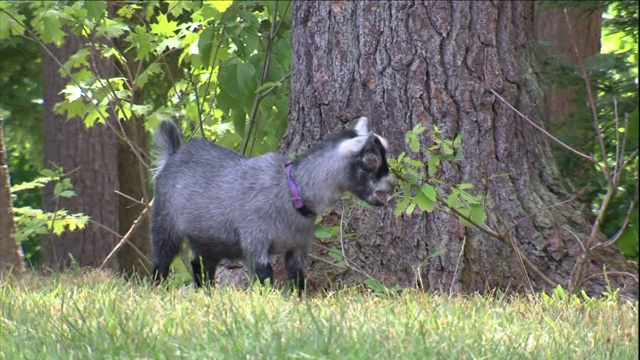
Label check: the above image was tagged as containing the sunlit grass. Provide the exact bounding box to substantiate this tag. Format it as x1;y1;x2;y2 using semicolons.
1;269;637;359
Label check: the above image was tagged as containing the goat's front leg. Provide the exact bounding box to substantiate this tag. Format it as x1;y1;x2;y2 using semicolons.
245;240;274;287
191;255;220;289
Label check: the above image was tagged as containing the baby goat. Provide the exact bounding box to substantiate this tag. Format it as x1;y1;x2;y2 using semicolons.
150;117;394;291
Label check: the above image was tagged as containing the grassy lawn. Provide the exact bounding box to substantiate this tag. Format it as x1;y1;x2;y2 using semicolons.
1;270;637;359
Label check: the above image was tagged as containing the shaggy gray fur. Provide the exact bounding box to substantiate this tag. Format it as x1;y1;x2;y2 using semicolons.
150;117;394;291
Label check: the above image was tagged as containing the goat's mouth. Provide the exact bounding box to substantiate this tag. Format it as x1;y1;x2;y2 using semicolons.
369;190;388;206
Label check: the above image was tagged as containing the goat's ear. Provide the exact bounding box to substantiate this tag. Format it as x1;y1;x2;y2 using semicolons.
354;117;369;136
338;136;368;157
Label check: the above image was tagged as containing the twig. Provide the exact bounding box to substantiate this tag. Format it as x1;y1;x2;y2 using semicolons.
563;9;612;183
99;205;150;269
486;87;596;164
565;226;586;252
115;190;149;207
579;271;639;286
591;196;638;250
449;236;466;294
436;201;557;288
503;186;588;237
338;201;376;280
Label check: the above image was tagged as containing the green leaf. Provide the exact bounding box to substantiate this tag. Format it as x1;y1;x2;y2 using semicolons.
86;1;107;21
156;37;182;53
218;61;256;100
405;202;416;215
52;221;66;236
136;63;163;88
427;155;440;177
116;3;138;19
414;190;434;212
364;278;387;294
469;204;486;226
150;13;178;37
420;184;437;202
446;190;460;209
197;27;216;66
56;190;77;199
127;25;153;61
38;9;69;45
394;197;411;217
407;131;421;153
231;109;246;137
208;0;232;13
456;208;472;227
0;2;27;38
314;226;334;240
625;108;638;149
96;18;129;38
328;246;345;264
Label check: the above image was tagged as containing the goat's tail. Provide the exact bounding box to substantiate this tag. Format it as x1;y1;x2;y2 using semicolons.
152;120;181;179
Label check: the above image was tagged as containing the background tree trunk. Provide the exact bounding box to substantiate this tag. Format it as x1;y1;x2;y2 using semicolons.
0;120;25;273
534;4;602;192
116;90;151;277
282;1;636;297
534;5;601;126
41;32;120;270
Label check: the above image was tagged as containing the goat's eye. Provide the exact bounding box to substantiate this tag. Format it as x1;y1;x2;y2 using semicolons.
373;137;381;147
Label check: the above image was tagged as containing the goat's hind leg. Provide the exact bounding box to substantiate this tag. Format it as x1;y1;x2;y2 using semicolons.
285;248;307;295
151;231;183;285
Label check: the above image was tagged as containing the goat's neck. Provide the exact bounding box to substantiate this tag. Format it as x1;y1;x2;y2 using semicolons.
292;153;348;214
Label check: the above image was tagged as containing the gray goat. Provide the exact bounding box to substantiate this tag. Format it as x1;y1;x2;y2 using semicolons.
150;117;394;291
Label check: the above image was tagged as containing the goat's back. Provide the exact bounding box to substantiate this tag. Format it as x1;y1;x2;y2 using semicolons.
154;138;309;247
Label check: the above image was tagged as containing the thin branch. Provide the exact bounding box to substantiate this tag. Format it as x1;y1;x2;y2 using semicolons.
486;87;597;164
591;196;638;250
100;205;151;269
338;201;376;280
563;9;612;183
449;236;466;294
503;186;588;236
186;70;206;138
579;271;639;286
115;190;149;207
565;226;586;252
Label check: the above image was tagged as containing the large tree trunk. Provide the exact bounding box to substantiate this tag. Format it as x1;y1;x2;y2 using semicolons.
41;33;120;270
282;1;637;297
0;120;25;273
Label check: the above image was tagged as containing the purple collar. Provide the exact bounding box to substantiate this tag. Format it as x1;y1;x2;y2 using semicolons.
285;160;316;218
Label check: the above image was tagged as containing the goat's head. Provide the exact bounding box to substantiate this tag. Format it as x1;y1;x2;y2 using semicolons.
338;117;396;206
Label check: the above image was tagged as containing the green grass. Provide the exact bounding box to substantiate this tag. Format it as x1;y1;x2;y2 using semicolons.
1;270;637;360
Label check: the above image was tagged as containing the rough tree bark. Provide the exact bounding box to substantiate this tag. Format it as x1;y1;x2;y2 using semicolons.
281;1;637;297
0;119;26;273
41;32;120;270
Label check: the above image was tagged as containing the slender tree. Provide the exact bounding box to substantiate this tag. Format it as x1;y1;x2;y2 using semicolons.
0;119;25;273
41;31;120;269
282;1;636;297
